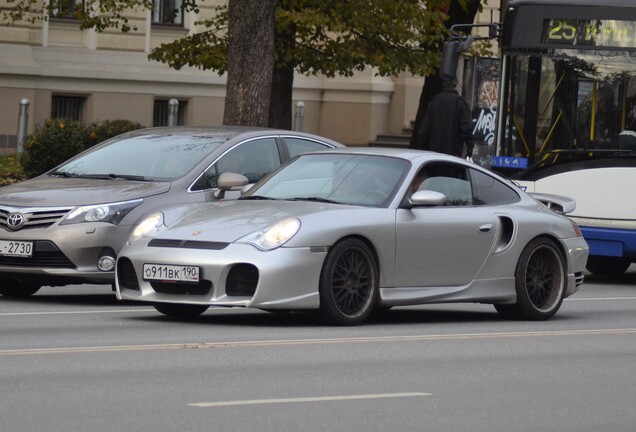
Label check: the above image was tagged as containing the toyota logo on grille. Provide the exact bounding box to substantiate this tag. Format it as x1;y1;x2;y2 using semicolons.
6;213;26;230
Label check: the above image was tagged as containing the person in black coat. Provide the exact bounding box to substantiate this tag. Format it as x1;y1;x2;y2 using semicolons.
414;78;474;158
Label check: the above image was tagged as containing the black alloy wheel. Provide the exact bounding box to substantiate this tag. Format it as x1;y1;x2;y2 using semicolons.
319;238;378;326
495;237;566;320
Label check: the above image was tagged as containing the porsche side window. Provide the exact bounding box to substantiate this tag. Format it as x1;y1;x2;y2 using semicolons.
470;168;520;205
285;137;333;158
192;138;280;190
417;163;472;206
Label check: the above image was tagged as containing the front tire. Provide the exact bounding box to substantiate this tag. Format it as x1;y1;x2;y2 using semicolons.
153;303;209;318
586;256;631;276
319;239;378;326
0;278;41;297
495;237;566;320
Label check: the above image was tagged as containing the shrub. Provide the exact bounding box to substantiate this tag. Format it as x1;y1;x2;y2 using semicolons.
89;119;145;148
19;119;145;179
20;119;91;179
0;154;26;186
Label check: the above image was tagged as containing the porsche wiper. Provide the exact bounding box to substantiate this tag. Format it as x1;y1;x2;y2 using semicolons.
286;197;339;204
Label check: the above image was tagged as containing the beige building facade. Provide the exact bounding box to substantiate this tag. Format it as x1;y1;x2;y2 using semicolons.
0;1;499;153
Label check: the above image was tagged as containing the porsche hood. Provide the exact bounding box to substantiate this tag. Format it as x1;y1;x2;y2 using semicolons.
156;200;348;243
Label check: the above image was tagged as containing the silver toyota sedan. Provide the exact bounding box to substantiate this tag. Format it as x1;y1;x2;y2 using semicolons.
0;126;343;296
116;147;589;325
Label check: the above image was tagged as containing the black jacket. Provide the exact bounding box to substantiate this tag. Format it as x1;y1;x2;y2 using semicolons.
415;88;474;157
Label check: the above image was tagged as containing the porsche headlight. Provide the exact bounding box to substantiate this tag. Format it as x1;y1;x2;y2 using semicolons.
61;199;143;225
237;218;301;251
129;212;165;244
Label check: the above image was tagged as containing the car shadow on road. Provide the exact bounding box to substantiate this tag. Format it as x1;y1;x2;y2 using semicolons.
1;291;141;308
126;305;517;328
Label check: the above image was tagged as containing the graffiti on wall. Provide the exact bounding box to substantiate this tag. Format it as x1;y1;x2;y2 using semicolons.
468;57;500;167
472;57;500;145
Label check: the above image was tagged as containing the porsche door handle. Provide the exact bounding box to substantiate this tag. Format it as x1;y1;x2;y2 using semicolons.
478;223;493;233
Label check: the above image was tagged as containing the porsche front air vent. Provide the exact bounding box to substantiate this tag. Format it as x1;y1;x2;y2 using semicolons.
150;281;212;296
148;239;229;250
117;258;140;291
226;264;259;297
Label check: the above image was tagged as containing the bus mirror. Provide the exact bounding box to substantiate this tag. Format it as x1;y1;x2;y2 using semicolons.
440;37;475;79
440;41;460;79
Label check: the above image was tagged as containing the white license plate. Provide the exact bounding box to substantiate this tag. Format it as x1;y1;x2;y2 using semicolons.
0;240;33;257
143;264;200;282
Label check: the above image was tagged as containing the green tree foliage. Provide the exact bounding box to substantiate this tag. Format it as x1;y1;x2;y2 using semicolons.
2;0;483;128
148;1;451;78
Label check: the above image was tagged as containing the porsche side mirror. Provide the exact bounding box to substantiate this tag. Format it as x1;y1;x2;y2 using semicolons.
409;190;447;207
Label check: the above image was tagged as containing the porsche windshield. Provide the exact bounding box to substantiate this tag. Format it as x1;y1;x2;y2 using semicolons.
245;154;409;207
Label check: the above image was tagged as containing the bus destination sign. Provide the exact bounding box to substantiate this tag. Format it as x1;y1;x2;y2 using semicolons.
543;19;636;49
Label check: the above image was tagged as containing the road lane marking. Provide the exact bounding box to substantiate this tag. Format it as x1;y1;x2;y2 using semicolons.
2;328;636;357
189;392;431;408
566;296;636;301
0;309;153;316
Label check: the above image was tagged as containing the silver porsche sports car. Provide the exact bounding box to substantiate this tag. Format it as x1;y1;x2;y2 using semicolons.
116;147;589;325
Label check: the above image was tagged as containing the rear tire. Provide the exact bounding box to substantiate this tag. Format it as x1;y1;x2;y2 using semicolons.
153;303;209;318
585;256;631;276
319;239;378;326
495;237;566;320
0;278;41;297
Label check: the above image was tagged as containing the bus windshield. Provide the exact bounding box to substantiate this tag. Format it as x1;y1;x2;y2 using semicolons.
504;49;636;163
497;3;636;171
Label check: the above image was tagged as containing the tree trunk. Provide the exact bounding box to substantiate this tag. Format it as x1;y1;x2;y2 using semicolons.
223;0;278;126
410;0;482;148
269;61;295;129
268;22;297;130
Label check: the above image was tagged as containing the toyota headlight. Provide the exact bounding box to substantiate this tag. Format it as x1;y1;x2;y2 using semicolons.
237;218;301;251
129;212;165;244
61;199;143;225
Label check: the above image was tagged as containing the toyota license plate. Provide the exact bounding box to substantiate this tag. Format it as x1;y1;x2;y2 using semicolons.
0;240;33;257
143;264;200;282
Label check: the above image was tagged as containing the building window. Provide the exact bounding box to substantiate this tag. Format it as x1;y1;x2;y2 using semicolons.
152;0;183;25
49;0;83;19
153;99;187;126
51;96;85;121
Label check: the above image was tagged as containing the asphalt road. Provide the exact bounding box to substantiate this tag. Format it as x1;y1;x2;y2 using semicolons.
1;270;636;432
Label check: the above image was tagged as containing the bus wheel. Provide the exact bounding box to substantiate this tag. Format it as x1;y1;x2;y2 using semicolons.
586;256;631;276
